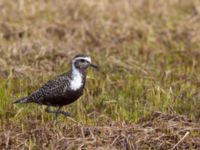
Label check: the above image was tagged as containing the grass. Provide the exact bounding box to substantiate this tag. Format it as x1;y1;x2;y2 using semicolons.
0;0;200;149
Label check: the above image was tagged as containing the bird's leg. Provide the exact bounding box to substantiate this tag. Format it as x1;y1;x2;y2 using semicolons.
56;107;71;117
45;106;62;123
45;106;70;117
45;106;55;114
55;106;62;122
55;107;71;122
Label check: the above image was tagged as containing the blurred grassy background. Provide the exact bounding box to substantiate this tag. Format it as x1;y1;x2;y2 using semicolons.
1;0;200;122
0;0;200;133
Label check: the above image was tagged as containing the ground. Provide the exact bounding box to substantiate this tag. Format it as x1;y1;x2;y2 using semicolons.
0;0;200;149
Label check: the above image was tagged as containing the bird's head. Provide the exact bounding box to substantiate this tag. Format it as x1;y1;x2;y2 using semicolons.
72;54;98;71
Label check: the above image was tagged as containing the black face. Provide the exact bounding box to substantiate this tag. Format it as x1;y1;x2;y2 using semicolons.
74;58;91;70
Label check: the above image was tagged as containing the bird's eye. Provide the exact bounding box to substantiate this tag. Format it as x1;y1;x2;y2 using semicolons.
80;59;85;62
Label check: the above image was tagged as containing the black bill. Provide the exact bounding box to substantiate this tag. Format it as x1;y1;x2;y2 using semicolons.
90;63;98;69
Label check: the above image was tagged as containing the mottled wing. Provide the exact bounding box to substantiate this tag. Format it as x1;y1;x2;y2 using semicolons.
29;73;70;103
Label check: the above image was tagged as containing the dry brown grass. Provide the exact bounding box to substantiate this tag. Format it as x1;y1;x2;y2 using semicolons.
1;111;200;149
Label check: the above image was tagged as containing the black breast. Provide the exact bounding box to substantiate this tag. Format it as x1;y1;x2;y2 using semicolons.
40;79;85;107
39;88;83;106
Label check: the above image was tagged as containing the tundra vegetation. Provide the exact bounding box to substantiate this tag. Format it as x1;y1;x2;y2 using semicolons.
0;0;200;149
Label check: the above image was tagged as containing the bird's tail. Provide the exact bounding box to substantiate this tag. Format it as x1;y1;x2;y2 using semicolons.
14;96;29;104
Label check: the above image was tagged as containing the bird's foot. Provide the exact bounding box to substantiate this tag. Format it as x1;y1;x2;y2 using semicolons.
56;111;71;117
45;106;71;123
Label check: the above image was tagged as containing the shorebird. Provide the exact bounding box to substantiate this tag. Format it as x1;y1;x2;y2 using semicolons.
14;54;98;119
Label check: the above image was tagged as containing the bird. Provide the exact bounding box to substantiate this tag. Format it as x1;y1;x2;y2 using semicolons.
14;54;98;119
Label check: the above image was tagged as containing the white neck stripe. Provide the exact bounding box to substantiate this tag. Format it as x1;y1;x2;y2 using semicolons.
73;57;91;63
70;66;83;91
